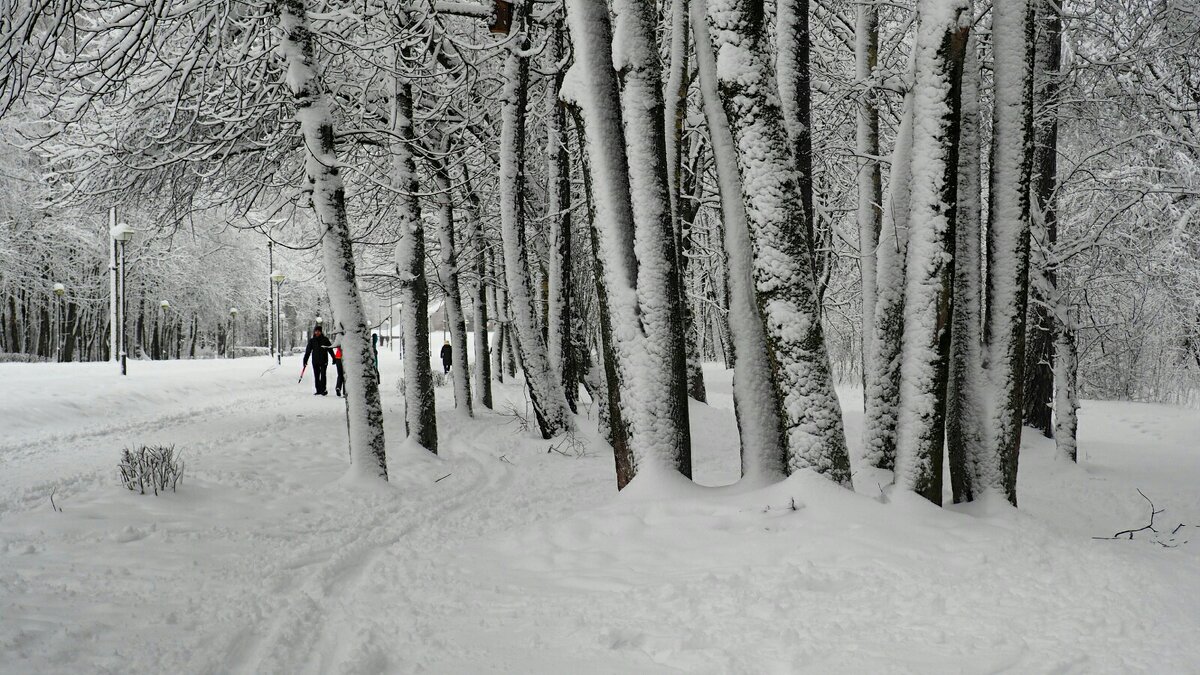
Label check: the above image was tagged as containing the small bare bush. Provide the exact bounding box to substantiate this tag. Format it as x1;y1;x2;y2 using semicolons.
547;430;589;458
119;445;184;495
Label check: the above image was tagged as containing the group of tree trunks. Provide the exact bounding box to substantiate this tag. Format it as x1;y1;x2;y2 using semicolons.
0;0;1085;504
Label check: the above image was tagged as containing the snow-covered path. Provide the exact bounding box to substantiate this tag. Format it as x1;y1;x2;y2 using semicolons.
2;352;1199;673
0;352;618;672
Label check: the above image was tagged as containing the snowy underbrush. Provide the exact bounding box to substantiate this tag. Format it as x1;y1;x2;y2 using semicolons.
0;353;51;363
118;444;185;495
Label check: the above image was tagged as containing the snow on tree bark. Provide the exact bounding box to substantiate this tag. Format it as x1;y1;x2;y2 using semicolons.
893;0;970;505
1053;320;1078;462
565;0;692;481
276;0;386;479
499;5;570;439
488;247;506;384
776;0;817;252
946;28;987;504
981;0;1036;505
567;104;633;484
462;167;492;409
1023;0;1062;438
705;0;852;485
392;42;438;454
862;78;915;474
431;154;472;417
610;0;693;477
693;0;788;481
545;15;576;415
856;1;883;388
666;0;708;405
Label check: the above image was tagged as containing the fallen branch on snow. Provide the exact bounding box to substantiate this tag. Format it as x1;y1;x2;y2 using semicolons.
1093;489;1191;548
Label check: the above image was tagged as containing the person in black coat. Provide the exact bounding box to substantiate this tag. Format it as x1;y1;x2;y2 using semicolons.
439;340;452;375
303;326;332;395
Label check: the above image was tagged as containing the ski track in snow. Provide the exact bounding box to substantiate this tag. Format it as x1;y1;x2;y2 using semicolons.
2;350;1200;673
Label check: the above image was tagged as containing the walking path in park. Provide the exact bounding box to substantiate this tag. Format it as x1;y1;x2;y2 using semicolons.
2;342;1199;672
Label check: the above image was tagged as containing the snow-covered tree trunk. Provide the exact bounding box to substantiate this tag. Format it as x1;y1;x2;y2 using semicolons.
666;0;708;404
776;0;816;250
946;29;986;503
706;0;852;485
1023;0;1062;437
499;5;570;438
488;247;506;384
610;0;693;476
856;1;883;387
863;82;914;474
462;167;492;409
893;0;970;506
565;0;692;481
1040;0;1074;463
982;0;1036;505
277;0;387;479
392;42;438;454
693;0;788;481
431;154;472;417
545;15;577;414
568;104;633;484
590;182;635;482
1053;320;1078;462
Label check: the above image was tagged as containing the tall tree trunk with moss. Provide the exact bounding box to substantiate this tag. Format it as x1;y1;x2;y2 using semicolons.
666;0;708;403
777;0;816;253
893;0;970;505
857;0;883;389
1023;0;1062;438
611;0;693;476
947;29;986;503
277;0;387;478
546;14;577;414
706;0;852;485
565;0;693;482
694;0;788;481
431;153;472;417
392;39;437;454
980;0;1036;505
499;4;570;438
462;167;492;409
862;72;915;475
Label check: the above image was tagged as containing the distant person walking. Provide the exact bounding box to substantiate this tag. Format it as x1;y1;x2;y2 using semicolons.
302;326;332;396
371;333;381;380
440;340;452;375
332;340;345;397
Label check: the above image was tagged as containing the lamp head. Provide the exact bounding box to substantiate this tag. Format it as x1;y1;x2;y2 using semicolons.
109;222;135;242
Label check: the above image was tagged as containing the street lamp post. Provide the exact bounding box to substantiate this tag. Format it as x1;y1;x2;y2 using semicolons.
109;223;135;375
271;270;285;365
229;307;239;358
159;300;170;360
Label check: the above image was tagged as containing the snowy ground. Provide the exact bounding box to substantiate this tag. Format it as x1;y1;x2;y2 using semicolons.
1;338;1198;673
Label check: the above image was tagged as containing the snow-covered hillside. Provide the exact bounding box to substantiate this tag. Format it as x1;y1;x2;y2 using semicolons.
1;343;1198;673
